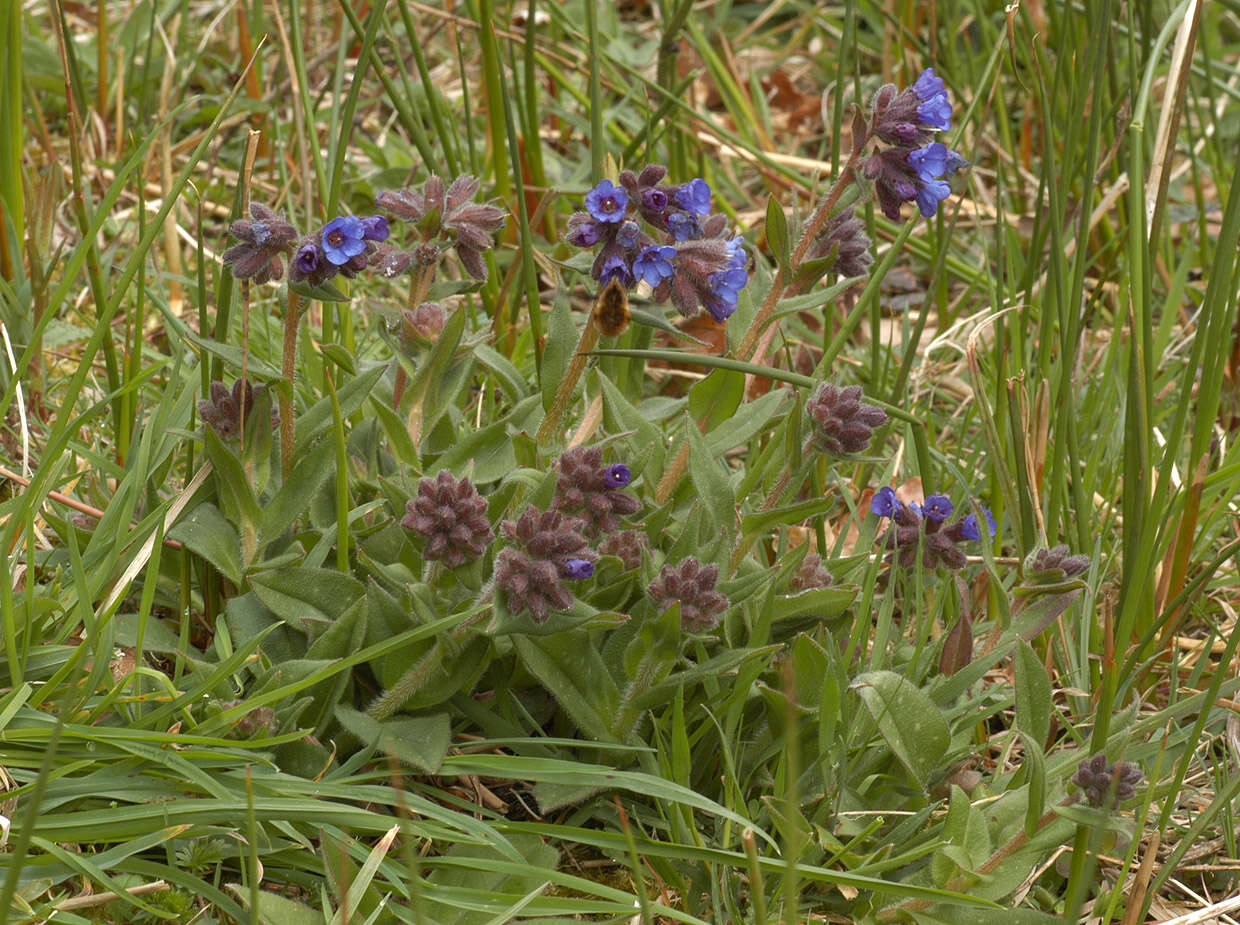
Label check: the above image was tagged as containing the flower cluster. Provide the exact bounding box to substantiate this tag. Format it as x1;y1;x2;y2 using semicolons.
648;557;730;632
401;470;495;568
221;203;298;284
871;487;996;570
862;68;968;219
1072;754;1144;809
1024;545;1091;581
199;378;276;439
789;553;833;592
567;166;750;323
600;529;648;572
290;215;390;287
552;446;641;537
806;384;888;456
376;175;507;282
494;507;596;623
222;175;505;291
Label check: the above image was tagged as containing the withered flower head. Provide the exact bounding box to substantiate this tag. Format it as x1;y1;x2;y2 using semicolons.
789;553;833;592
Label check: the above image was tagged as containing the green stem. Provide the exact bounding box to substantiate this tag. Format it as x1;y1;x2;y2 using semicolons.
367;609;488;721
281;289;302;480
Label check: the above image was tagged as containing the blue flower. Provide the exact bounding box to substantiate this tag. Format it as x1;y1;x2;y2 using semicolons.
667;212;700;241
321;216;367;266
915;180;952;218
871;486;900;518
675;178;712;215
922;494;954;522
566;215;603;247
912;68;952;130
908;142;948;182
604;463;632;488
705;264;748;322
585;180;629;223
633;245;677;287
598;253;635;288
560;558;595;580
960;505;997;541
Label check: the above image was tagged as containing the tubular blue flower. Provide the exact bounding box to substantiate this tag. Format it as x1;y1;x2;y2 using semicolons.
922;494;954;522
674;178;712;215
598;253;635;289
585;180;629;223
959;505;998;541
871;486;900;518
321;216;367;265
604;464;632;488
912;68;952;130
561;558;595;580
915;180;952;218
908;142;949;182
633;245;677;287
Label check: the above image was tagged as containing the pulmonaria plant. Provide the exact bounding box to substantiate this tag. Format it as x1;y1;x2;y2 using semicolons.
552;446;641;537
788;553;833;592
648;557;730;632
567;166;750;322
494;507;596;623
1024;544;1091;582
401;470;495;568
871;487;996;571
599;529;648;572
860;68;969;219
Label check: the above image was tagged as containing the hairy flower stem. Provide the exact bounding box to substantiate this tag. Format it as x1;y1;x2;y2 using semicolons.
393;262;438;409
729;454;816;572
536;312;600;445
367;609;489;721
611;648;666;744
658;156;862;502
280;289;301;479
734;153;861;366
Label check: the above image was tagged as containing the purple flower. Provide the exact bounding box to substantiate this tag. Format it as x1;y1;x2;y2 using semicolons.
294;242;323;277
922;494;954;522
633;245;677;287
667;212;701;242
604;464;632;488
321;216;367;266
871;487;900;518
641;187;669;212
360;215;390;241
566;213;604;247
675;178;712;215
585;180;629;223
908;142;949;182
561;558;595;580
598;253;635;288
